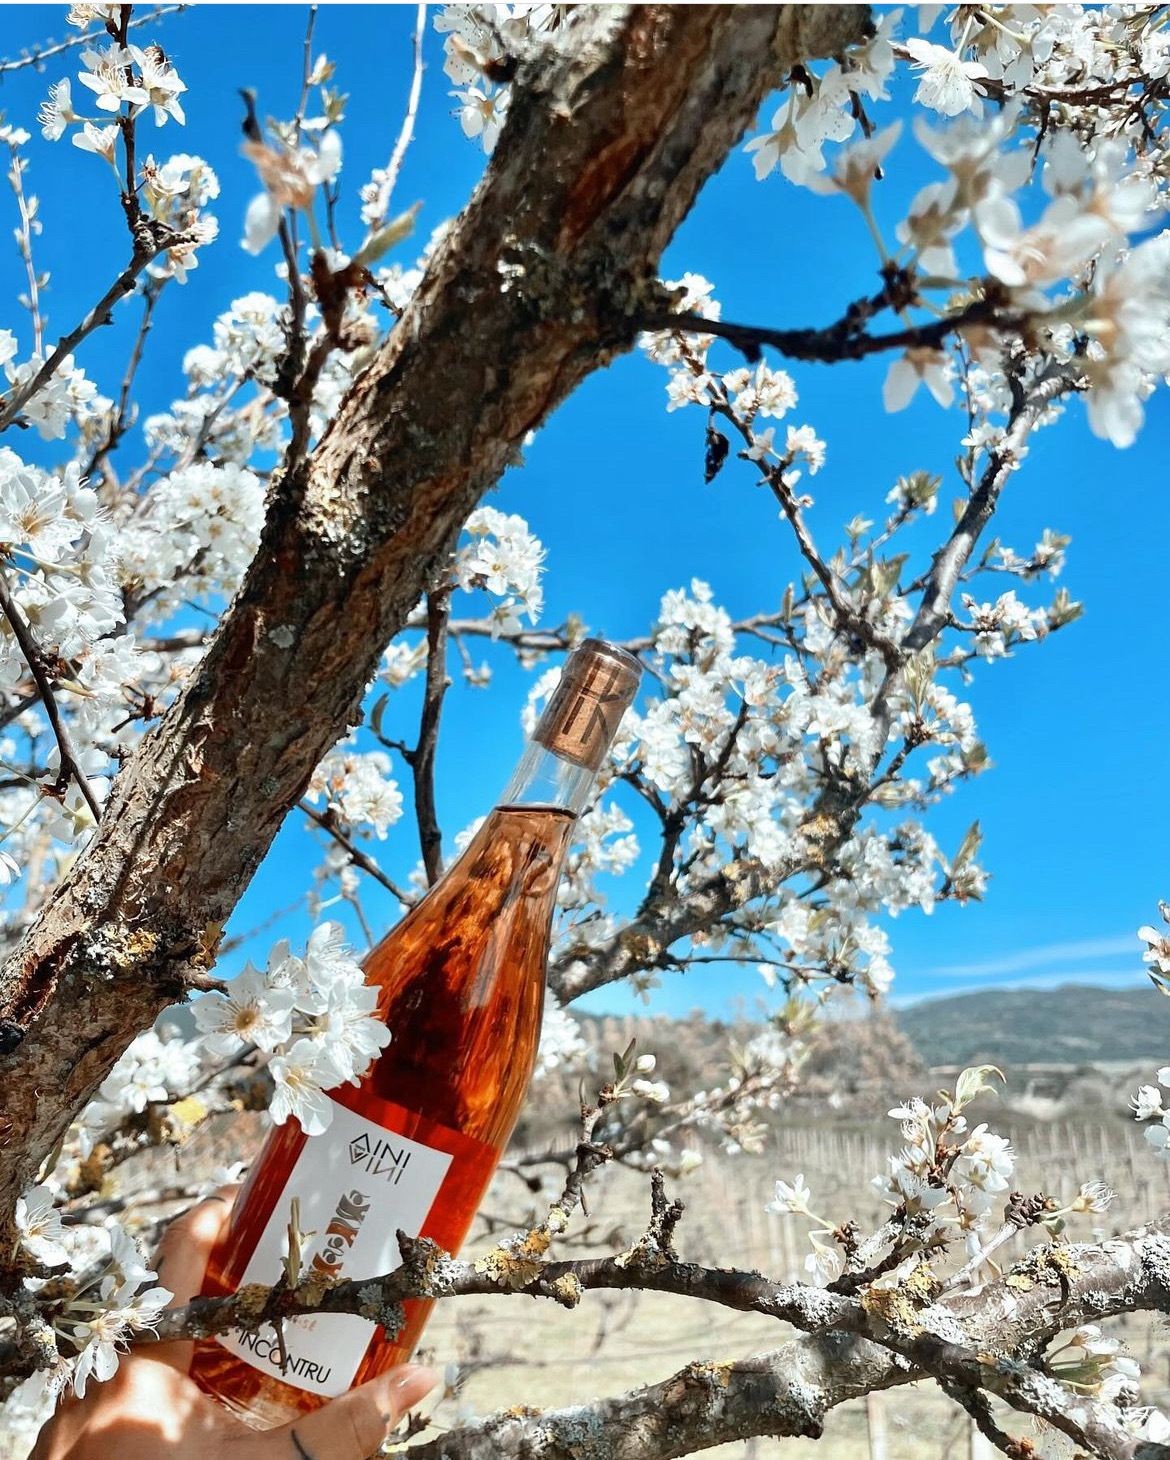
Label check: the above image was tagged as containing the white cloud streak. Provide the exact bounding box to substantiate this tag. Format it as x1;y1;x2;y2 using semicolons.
933;934;1138;979
893;965;1149;1007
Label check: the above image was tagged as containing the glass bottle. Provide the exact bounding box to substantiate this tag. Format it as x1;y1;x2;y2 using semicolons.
190;639;640;1428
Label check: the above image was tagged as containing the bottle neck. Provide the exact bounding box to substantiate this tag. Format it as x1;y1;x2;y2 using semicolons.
498;741;597;816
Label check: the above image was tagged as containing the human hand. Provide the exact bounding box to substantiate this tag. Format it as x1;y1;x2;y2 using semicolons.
31;1191;438;1460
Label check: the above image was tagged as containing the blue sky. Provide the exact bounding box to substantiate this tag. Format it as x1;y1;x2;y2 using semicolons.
1;5;1166;1018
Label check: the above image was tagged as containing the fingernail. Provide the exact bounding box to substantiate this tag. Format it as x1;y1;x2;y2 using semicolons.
391;1362;439;1409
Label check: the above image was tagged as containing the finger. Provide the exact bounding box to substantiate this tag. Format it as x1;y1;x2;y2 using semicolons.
144;1186;240;1376
264;1364;438;1460
153;1186;240;1306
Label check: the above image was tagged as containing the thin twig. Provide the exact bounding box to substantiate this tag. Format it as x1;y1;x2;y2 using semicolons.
891;37;1170;111
939;1378;1029;1459
113;5;144;237
900;368;1073;657
642;296;1021;367
5;142;44;354
299;800;415;908
414;589;451;884
361;0;427;241
941;1221;1021;1296
218;896;307;958
0;5;185;74
428;608;792;656
0;570;101;820
687;346;901;669
85;279;162;485
275;221;309;403
293;5;319;146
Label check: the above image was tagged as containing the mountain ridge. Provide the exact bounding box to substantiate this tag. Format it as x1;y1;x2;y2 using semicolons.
894;982;1166;1066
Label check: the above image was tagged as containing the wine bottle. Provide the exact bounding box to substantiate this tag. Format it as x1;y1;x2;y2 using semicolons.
190;639;641;1428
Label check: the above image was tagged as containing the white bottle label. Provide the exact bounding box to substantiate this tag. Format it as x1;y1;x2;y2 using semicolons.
216;1099;453;1397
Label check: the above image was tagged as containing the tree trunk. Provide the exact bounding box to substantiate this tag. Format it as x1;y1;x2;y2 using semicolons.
0;5;870;1219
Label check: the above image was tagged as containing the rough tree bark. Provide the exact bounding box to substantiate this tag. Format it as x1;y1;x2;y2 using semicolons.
0;5;870;1219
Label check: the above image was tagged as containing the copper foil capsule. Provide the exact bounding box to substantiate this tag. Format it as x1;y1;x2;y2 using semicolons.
533;639;641;771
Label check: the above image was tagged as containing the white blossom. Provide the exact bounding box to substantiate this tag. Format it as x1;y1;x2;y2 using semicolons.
129;44;186;126
77;44;148;114
14;1185;69;1267
765;1173;812;1215
268;1038;337;1135
884;347;954;412
242;129;342;254
308;748;404;837
903;39;988;117
71;122;119;162
38;79;77;141
193;968;297;1056
534;1001;588;1079
1133;1084;1165;1121
303;980;392;1084
455;507;545;624
807;122;902;208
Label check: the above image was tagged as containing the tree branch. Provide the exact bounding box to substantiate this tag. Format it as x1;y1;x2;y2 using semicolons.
360;0;427;242
84;280;163;487
642;295;1024;366
139;1215;1170;1460
899;368;1072;657
550;364;1075;1005
0;5;184;75
0;246;160;434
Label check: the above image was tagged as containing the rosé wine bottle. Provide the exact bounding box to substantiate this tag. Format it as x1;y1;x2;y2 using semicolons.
190;639;640;1428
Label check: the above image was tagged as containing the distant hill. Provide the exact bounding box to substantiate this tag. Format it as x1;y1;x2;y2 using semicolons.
163;983;1167;1089
895;983;1168;1067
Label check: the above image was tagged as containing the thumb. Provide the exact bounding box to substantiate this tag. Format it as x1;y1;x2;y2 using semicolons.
266;1364;438;1460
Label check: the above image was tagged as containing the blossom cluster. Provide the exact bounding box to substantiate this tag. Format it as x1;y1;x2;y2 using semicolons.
0;442;137;852
1138;904;1170;994
73;1029;202;1157
454;506;546;634
37;17;220;284
676;1020;809;1163
768;1066;1115;1286
116;460;265;620
307;748;405;839
11;1200;172;1406
640;273;829;481
192;922;390;1136
533;999;589;1080
435;4;556;152
1128;911;1170;1152
540;561;997;1005
742;8;1170;449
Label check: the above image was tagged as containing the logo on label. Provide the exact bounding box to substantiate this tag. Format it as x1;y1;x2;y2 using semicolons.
311;1188;371;1279
348;1131;414;1185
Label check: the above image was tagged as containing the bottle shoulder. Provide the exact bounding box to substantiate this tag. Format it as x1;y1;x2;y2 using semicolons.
353;806;571;1142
